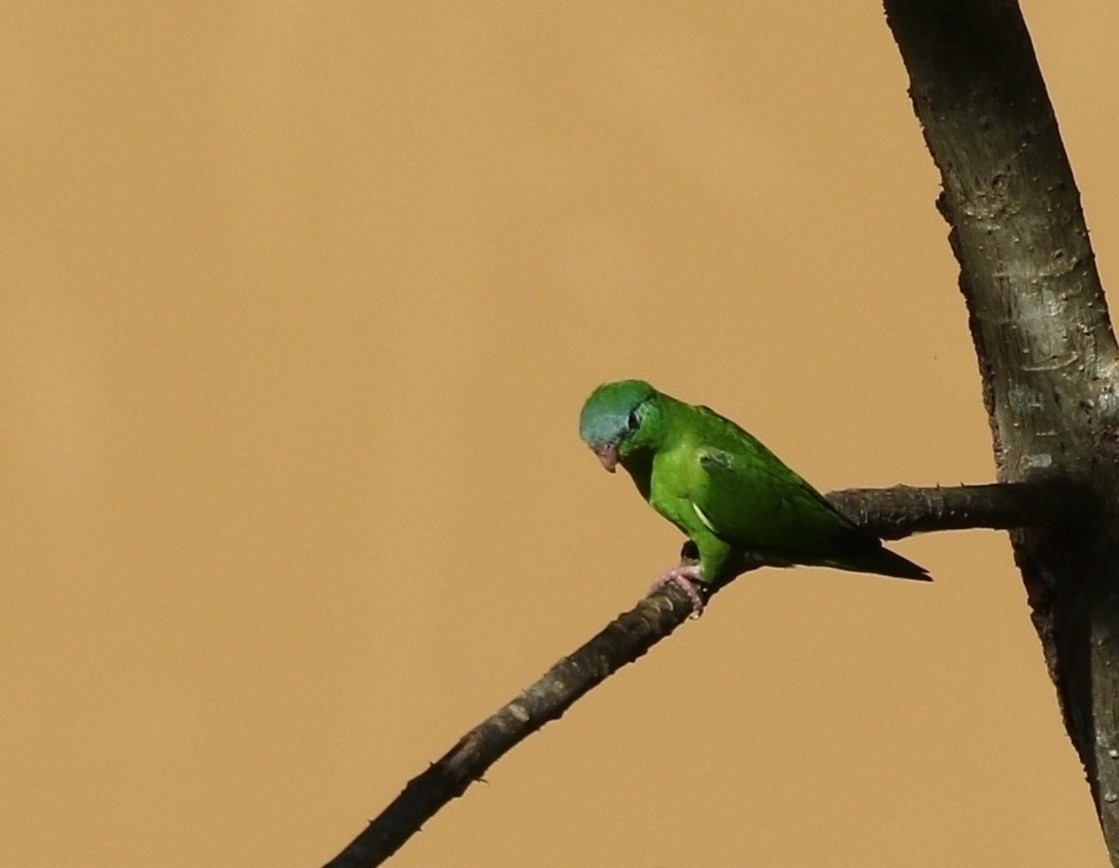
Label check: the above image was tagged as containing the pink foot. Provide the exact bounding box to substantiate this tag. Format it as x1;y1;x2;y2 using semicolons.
648;565;707;618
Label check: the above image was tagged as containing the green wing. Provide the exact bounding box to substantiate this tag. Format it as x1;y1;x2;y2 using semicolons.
639;398;928;582
695;444;870;558
686;406;928;579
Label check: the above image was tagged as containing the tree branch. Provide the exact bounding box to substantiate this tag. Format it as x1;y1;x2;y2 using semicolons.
827;481;1081;540
884;0;1119;858
323;480;1058;868
886;0;1119;854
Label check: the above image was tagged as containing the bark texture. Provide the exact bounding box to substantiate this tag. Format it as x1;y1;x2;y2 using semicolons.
884;0;1119;858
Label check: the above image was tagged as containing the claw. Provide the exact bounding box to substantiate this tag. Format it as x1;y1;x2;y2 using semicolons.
648;565;706;618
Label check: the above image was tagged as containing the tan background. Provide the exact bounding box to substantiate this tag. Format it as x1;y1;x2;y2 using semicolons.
3;3;1115;866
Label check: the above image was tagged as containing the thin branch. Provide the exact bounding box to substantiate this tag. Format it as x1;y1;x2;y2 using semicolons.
322;480;1063;868
323;592;695;868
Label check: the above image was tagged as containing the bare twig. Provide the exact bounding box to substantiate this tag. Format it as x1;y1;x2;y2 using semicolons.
323;480;1063;867
323;591;695;868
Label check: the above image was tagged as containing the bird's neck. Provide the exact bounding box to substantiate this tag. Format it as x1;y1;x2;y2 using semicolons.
620;450;654;501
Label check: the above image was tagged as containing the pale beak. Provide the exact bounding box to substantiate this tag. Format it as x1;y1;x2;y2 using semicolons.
593;444;619;473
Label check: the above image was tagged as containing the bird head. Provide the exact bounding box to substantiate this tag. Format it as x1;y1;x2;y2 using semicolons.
578;379;659;472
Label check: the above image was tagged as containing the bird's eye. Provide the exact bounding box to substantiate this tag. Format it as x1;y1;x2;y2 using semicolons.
627;409;640;430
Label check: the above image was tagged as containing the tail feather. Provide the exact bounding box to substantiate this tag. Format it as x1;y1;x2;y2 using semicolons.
828;545;931;581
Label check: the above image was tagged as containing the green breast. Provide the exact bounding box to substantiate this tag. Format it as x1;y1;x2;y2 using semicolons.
647;434;708;539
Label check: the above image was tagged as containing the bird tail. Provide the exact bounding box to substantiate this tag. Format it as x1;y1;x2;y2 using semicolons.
827;545;931;581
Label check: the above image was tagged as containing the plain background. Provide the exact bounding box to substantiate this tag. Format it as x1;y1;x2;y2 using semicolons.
4;3;1116;866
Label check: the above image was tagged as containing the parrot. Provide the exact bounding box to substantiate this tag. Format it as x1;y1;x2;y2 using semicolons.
578;379;929;616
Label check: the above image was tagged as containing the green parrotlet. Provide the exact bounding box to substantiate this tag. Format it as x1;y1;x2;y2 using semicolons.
579;380;929;615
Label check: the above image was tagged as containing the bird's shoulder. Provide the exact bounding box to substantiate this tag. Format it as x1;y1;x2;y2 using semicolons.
681;404;864;547
689;403;783;472
651;402;781;503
